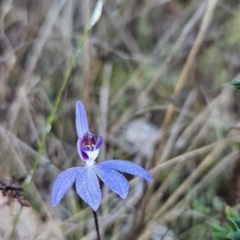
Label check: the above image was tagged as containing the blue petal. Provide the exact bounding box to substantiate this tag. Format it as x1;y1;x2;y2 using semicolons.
96;136;103;150
77;139;89;160
51;167;83;207
93;164;129;199
76;101;89;139
97;160;153;182
75;167;101;211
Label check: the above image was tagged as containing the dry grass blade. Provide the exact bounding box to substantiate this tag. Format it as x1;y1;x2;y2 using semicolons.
155;150;239;227
155;0;219;163
159;90;197;163
23;0;68;80
138;141;233;239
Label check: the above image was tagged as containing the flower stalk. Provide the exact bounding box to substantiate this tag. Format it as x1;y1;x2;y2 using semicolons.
92;209;101;240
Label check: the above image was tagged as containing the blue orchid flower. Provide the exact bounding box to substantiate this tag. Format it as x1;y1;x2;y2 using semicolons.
51;101;153;211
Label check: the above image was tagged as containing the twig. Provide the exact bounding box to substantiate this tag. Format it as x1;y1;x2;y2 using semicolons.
0;181;30;207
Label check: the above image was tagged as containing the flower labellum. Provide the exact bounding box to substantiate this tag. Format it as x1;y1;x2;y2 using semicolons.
51;101;153;211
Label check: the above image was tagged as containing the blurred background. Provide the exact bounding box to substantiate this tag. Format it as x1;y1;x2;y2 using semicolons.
0;0;240;239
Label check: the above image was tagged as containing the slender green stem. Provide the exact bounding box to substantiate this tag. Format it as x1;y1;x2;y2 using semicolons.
7;24;90;240
92;209;101;240
7;207;22;240
7;0;104;238
28;27;90;189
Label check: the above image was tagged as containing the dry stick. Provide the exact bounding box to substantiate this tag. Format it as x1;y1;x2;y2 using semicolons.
0;182;30;207
0;182;23;192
